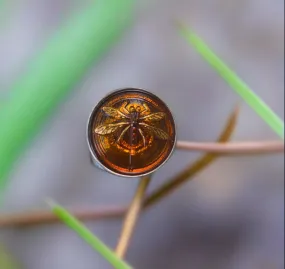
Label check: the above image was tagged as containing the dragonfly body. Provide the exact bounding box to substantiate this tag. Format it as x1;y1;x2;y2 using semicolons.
94;102;169;156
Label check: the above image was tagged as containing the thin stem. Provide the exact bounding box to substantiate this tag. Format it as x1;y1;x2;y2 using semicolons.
0;206;125;227
176;140;284;154
115;175;151;258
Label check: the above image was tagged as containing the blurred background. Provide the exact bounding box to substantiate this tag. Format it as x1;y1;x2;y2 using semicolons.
0;0;284;268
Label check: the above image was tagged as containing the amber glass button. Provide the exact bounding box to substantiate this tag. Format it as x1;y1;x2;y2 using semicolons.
87;88;176;177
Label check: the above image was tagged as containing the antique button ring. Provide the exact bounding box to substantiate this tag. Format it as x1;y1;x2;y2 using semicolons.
87;88;176;177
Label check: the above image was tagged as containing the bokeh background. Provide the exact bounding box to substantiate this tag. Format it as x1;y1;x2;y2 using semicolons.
0;0;284;268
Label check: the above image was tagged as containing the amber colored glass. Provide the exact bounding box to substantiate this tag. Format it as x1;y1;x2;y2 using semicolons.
87;88;176;177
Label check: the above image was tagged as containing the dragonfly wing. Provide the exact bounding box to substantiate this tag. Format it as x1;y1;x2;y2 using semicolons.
138;127;146;147
117;125;130;143
139;123;169;140
140;112;165;121
95;122;128;135
102;107;128;118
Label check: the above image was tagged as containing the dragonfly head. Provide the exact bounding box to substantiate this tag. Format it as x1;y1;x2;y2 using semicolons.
129;105;141;121
129;105;136;113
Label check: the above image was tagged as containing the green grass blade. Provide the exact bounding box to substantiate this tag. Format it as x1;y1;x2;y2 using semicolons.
0;0;134;192
0;245;20;269
48;201;133;269
177;23;284;139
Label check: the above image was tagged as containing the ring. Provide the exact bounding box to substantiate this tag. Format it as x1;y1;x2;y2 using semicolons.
87;88;176;177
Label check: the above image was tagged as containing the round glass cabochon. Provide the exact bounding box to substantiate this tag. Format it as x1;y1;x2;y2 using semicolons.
87;88;176;177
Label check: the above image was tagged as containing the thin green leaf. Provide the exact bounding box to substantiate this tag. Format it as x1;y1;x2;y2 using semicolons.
177;23;284;139
0;0;134;193
48;200;133;269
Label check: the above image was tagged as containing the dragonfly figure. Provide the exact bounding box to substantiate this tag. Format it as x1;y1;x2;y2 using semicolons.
94;101;169;147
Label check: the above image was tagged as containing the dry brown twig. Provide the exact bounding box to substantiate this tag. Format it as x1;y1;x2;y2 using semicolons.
115;175;151;258
0;106;283;228
144;104;238;208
